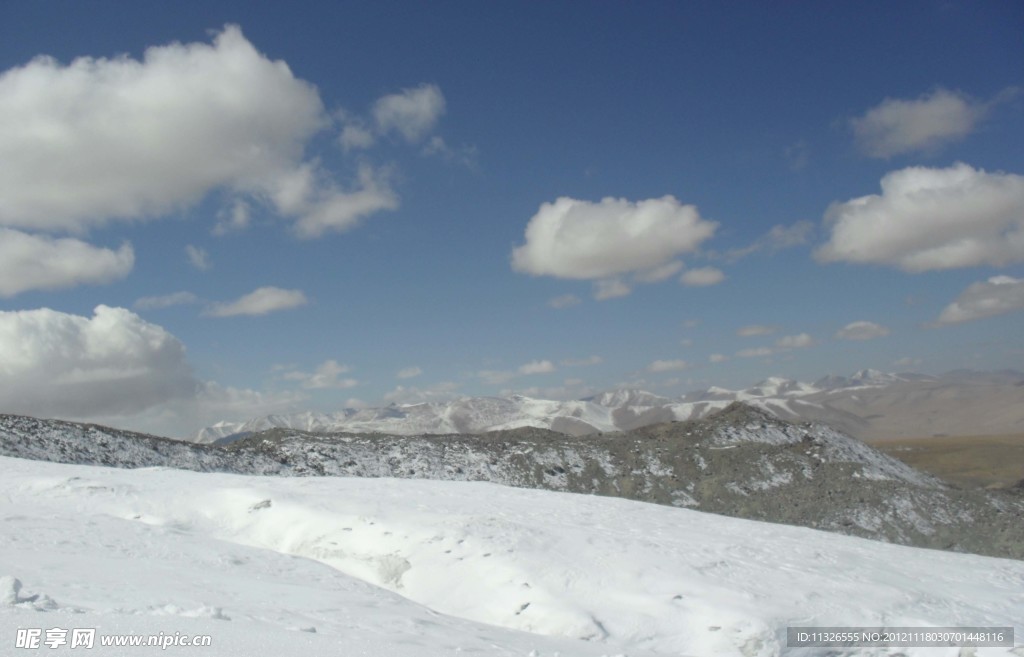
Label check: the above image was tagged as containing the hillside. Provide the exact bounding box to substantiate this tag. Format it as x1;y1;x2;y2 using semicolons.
5;455;1022;657
3;405;1023;560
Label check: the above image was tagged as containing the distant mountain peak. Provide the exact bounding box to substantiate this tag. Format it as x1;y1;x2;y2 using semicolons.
710;401;781;425
756;376;794;386
190;368;1023;444
813;369;905;390
587;388;672;408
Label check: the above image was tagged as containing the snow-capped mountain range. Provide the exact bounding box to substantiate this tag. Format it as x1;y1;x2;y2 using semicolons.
193;368;1024;443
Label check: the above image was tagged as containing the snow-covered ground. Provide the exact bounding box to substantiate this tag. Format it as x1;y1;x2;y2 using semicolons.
1;455;1021;657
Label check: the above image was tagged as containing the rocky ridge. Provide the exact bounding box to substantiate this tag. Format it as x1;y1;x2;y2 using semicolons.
2;404;1022;560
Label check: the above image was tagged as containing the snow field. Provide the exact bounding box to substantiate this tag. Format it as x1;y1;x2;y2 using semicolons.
1;455;1022;656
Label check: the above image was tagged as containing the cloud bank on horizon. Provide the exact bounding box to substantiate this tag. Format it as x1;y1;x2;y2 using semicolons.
0;4;1020;437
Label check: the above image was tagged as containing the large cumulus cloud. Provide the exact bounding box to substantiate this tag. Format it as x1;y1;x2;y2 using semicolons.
0;305;303;437
511;196;717;280
0;229;134;296
0;24;395;238
815;163;1024;272
0;305;196;418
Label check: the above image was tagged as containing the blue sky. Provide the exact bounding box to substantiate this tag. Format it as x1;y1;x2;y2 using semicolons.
0;1;1022;436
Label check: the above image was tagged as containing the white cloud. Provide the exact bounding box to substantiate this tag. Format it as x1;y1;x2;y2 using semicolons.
0;228;134;297
512;196;717;280
397;366;423;379
206;286;308;317
634;260;684;283
372;83;446;143
816;163;1024;272
647;359;689;373
0;305;195;419
213;199;250;235
478;359;556;385
764;222;814;250
548;294;582;309
835;321;890;341
0;304;304;437
284;164;399;239
935;276;1024;325
176;382;303;436
775;333;814;349
382;381;460;405
737;325;776;337
709;353;728;363
338;85;462;162
284;360;357;390
185;245;211;271
0;25;396;238
679;267;725;287
593;279;632;300
421;136;478;168
731;332;812;358
0;26;315;231
307;362;355;390
851;88;990;158
339;121;375;151
518;360;556;375
134;291;198;310
723;221;814;262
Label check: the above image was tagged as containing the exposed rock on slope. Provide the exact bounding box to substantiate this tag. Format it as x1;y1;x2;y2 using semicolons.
0;414;231;470
3;405;1023;560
